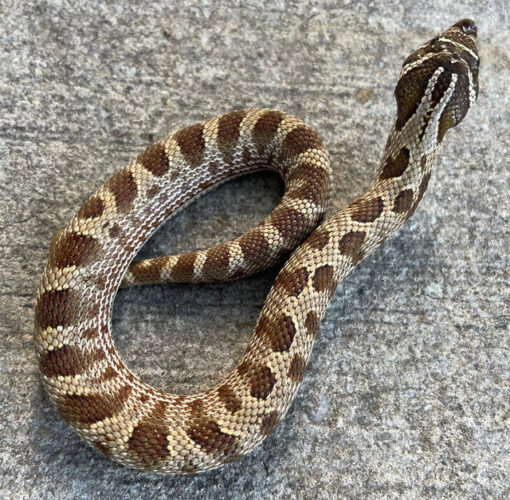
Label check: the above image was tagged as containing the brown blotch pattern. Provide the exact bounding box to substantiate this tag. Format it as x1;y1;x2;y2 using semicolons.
259;313;297;353
217;110;247;164
380;147;410;179
304;310;320;337
249;365;276;400
273;266;310;297
128;401;169;462
137;141;169;177
107;170;138;212
287;183;323;206
217;384;241;414
287;161;330;206
128;422;170;465
58;385;131;425
270;206;307;242
187;401;238;457
306;228;330;250
253;110;284;154
393;189;414;214
239;230;271;268
312;265;336;293
201;244;231;280
350;197;384;223
39;345;86;377
175;123;206;168
171;253;197;282
280;125;323;160
338;231;366;265
129;257;167;283
288;354;307;382
36;288;80;329
51;232;100;269
78;196;104;219
289;161;327;186
253;314;271;342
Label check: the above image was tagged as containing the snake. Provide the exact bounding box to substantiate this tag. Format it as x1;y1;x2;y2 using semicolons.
34;20;479;474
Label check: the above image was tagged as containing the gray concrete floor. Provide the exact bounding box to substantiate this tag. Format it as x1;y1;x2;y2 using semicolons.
1;1;509;498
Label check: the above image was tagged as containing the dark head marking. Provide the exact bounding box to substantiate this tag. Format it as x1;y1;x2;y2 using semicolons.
395;19;479;138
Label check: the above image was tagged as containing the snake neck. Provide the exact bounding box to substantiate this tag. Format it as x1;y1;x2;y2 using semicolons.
325;105;447;270
376;57;463;195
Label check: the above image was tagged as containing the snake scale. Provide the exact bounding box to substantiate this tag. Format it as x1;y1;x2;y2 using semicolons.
35;20;479;473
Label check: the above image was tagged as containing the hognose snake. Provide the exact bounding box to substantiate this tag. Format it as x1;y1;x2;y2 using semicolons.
35;20;479;473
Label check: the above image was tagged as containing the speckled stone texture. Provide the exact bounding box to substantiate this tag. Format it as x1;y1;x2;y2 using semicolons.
1;1;508;498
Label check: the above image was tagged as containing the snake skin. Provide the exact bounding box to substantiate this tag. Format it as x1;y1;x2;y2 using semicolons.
35;20;479;474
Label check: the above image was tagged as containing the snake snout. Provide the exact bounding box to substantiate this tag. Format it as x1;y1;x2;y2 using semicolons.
452;18;477;38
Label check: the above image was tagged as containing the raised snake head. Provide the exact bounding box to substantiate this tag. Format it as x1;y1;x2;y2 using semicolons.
394;19;479;142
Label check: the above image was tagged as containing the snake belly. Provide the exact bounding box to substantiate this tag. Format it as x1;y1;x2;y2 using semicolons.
34;20;479;473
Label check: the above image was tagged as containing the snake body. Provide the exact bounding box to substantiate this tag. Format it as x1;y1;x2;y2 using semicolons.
35;20;479;473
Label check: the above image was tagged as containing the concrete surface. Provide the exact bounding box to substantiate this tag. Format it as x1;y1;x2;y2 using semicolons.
1;1;509;498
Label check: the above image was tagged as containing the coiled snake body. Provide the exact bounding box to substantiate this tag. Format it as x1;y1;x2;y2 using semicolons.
35;20;479;473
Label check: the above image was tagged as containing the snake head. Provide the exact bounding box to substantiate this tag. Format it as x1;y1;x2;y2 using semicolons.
395;19;479;141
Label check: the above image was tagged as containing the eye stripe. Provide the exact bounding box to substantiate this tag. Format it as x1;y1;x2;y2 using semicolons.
400;52;436;76
400;51;443;77
437;37;479;60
